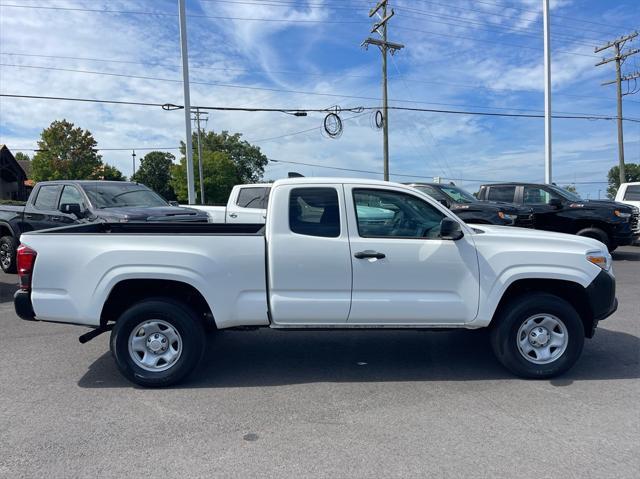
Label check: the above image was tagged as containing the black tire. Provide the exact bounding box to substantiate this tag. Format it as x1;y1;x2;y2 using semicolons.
576;227;613;252
110;299;205;387
490;293;584;379
0;235;18;274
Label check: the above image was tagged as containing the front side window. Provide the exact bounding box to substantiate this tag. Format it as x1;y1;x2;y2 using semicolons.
523;186;561;205
237;187;270;209
624;185;640;201
353;188;445;239
289;187;340;238
59;186;85;209
33;185;62;210
486;186;516;203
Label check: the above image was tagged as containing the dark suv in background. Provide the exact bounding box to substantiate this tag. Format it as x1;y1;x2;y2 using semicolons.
406;183;533;227
476;182;640;251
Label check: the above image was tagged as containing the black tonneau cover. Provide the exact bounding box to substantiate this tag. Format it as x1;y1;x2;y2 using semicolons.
27;222;265;235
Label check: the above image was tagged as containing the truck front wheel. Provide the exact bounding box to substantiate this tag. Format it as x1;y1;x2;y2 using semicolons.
110;299;205;387
576;227;614;252
0;236;17;274
490;293;585;378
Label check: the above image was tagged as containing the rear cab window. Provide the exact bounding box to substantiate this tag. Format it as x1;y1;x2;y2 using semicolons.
236;187;270;209
624;185;640;201
289;187;340;238
486;186;516;203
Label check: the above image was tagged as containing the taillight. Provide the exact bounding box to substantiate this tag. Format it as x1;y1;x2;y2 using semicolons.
17;244;37;291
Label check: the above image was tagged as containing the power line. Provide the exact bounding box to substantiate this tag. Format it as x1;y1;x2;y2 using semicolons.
3;93;639;122
6;62;633;117
0;3;369;23
4;51;639;105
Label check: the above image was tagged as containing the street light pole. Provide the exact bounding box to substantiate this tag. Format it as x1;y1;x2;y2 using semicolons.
178;0;196;204
543;0;552;184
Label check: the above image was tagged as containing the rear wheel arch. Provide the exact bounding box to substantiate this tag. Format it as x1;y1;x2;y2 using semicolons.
100;279;216;330
491;278;595;338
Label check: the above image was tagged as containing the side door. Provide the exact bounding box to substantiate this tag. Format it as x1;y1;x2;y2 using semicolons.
345;185;480;325
522;185;568;232
23;184;64;231
267;184;352;324
227;186;269;223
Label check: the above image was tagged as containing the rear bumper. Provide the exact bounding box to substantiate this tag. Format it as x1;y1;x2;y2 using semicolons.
585;270;617;336
14;290;35;321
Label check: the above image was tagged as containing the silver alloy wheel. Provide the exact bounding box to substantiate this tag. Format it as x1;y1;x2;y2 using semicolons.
517;314;568;365
0;243;10;269
128;319;182;372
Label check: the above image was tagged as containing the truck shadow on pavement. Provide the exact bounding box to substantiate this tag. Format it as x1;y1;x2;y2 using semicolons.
78;327;640;389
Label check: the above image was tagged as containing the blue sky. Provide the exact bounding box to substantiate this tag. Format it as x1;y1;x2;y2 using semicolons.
1;0;639;198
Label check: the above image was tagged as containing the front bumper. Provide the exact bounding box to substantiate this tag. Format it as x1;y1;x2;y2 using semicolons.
585;269;617;336
14;290;35;321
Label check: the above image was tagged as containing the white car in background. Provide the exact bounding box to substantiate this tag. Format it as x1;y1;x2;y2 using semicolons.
184;184;270;223
615;182;640;209
615;182;640;244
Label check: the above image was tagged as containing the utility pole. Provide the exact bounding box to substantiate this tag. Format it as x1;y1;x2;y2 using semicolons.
178;0;196;204
131;150;136;179
595;31;639;186
362;0;403;181
542;0;552;184
191;108;208;204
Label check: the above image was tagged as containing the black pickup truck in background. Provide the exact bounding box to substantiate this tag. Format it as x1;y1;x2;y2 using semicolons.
476;182;640;252
406;182;534;227
0;180;209;273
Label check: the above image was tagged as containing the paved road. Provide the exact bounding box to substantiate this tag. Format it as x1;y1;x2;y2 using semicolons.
0;247;638;478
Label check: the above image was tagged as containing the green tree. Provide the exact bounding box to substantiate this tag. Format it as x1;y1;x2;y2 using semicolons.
563;184;578;194
194;130;268;184
31;120;104;181
131;151;176;200
607;163;640;198
14;152;31;162
99;164;126;181
172;151;238;204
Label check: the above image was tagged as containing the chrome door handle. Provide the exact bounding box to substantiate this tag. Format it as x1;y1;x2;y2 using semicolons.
354;250;386;259
229;213;238;218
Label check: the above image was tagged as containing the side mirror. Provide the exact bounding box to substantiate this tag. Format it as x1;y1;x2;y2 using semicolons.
60;203;82;217
549;198;562;209
440;217;464;240
439;198;451;209
168;201;180;207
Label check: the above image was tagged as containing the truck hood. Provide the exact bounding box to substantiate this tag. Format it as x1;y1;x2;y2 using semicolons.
453;201;520;214
470;224;607;251
97;206;209;222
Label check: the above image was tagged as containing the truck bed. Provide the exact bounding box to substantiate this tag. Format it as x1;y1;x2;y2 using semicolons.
27;222;265;235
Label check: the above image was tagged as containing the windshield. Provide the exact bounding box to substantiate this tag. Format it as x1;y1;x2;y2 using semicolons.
439;185;477;204
549;185;583;202
83;184;169;208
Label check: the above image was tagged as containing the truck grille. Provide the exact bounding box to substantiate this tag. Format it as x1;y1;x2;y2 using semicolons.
515;213;535;228
632;211;639;234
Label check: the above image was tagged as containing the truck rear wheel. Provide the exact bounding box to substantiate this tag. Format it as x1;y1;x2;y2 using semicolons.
490;293;584;379
0;236;17;274
110;299;205;387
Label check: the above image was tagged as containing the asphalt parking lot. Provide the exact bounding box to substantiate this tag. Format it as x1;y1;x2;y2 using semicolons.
0;247;638;478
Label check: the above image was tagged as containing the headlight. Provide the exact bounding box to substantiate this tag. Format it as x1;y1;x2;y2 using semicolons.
586;252;611;271
498;212;517;221
614;210;631;218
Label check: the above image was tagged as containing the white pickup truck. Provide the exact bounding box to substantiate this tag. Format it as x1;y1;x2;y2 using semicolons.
615;182;640;210
187;183;270;223
14;178;617;387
